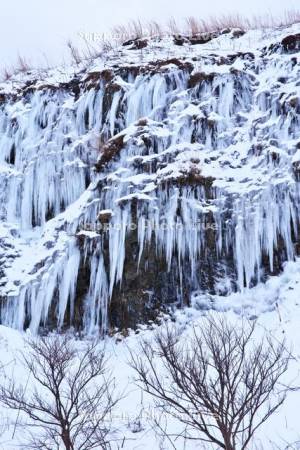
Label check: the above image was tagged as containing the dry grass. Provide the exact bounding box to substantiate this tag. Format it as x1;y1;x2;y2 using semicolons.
147;20;164;39
283;8;300;26
0;55;31;82
67;39;82;65
1;10;300;82
80;35;102;61
208;13;250;31
184;10;300;36
128;19;144;39
251;9;300;29
185;17;203;35
167;17;180;35
17;54;31;73
112;19;144;43
109;9;300;45
111;24;129;43
1;67;13;81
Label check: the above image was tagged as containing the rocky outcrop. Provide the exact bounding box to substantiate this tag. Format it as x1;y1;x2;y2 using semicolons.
0;25;300;334
281;33;300;52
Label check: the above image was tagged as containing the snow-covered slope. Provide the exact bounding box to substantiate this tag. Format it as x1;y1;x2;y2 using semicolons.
0;25;300;334
1;260;300;449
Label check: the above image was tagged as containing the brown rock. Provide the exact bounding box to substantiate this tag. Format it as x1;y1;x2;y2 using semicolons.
95;134;125;171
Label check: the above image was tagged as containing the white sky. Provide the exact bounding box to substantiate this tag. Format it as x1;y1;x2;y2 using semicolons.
0;0;299;68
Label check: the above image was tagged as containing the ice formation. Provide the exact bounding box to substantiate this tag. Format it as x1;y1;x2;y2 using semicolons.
0;25;300;333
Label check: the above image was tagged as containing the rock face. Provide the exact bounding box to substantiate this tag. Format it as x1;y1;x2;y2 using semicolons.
281;33;300;52
0;25;300;334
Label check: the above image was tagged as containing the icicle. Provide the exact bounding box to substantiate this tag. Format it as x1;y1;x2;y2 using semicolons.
1;48;300;336
57;240;81;328
84;249;109;336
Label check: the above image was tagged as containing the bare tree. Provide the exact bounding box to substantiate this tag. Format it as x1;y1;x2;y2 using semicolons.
0;335;120;450
130;316;290;450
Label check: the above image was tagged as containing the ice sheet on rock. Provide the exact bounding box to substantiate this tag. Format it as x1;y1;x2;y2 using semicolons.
0;23;300;334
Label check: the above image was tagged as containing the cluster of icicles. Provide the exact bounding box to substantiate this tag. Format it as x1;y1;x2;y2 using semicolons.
0;53;299;334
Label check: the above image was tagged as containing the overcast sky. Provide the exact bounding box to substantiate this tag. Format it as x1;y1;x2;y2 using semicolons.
0;0;299;68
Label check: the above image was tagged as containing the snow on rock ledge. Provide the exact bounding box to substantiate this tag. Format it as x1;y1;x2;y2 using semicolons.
0;25;300;334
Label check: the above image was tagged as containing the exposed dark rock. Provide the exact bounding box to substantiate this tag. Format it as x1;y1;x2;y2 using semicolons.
147;58;194;74
116;65;141;80
29;259;46;275
136;117;148;127
292;160;300;181
95;134;125;171
268;150;280;164
189;33;219;44
97;210;112;224
8;143;15;165
215;52;255;65
221;28;231;35
44;241;55;249
1;29;300;336
231;28;245;38
109;234;175;331
158;169;216;198
84;69;114;89
72;256;91;329
266;33;300;55
175;28;245;45
281;33;300;52
173;35;187;46
108;228;215;331
289;96;299;109
108;213;238;331
102;81;123;120
188;72;216;88
60;78;81;99
174;31;220;46
122;38;148;50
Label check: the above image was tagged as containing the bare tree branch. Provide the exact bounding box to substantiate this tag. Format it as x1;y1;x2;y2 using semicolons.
0;335;120;450
130;316;290;450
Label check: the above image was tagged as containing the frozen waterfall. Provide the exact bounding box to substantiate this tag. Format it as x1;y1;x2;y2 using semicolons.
0;27;300;334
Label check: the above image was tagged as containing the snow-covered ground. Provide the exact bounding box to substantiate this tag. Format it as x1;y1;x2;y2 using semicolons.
0;23;300;449
0;257;300;449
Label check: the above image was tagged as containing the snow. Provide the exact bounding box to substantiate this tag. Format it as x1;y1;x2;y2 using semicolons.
0;21;300;449
1;257;300;448
0;23;300;339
